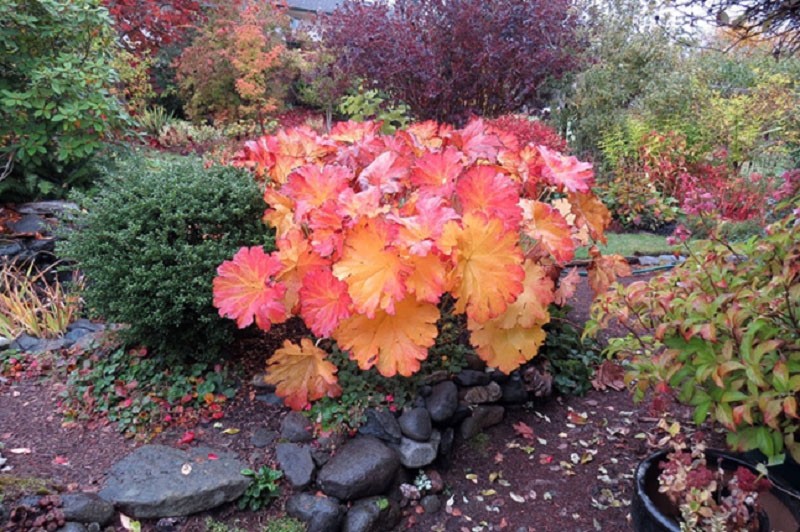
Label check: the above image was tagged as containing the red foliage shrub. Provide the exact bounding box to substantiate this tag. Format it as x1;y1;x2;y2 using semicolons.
486;115;569;153
322;0;580;125
103;0;206;54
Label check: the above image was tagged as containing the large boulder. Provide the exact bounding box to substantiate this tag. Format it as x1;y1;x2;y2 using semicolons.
286;493;344;532
276;443;315;489
60;493;114;525
426;381;458;423
98;445;249;519
317;437;399;501
343;496;401;532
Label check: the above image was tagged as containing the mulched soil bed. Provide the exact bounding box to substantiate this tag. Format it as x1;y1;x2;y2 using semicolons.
0;273;719;531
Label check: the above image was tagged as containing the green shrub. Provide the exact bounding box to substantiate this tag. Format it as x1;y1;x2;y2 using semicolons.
0;0;128;200
58;153;272;362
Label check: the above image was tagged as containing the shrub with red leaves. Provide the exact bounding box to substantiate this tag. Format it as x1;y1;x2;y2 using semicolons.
323;0;580;125
487;115;569;153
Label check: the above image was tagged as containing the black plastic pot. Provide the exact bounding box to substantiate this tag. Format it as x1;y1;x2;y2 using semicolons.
632;449;800;532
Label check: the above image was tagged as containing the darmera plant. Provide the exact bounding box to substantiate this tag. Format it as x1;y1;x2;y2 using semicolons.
586;202;800;461
215;119;624;410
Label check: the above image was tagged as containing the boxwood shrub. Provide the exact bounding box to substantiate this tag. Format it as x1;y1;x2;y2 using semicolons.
59;153;272;362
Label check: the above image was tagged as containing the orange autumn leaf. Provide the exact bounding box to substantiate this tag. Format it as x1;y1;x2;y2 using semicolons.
213;246;287;330
456;165;522;232
554;267;580;306
265;338;342;411
450;213;525;323
468;318;547;374
262;188;296;238
329;120;381;143
333;218;411;318
494;260;554;329
587;249;631;295
275;230;330;313
410;147;464;196
334;297;439;377
405;252;449;304
538;146;594;193
570;192;611;244
520;200;575;264
299;268;353;337
282;164;352;221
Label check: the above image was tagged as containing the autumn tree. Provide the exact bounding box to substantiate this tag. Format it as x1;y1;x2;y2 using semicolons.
322;0;581;125
103;0;206;55
175;1;290;130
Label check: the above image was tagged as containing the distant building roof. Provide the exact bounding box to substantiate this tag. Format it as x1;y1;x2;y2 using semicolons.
286;0;342;15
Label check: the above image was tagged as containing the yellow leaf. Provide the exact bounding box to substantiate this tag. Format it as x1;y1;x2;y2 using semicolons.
450;213;524;323
587;250;631;295
222;428;240;435
333;218;412;318
469;318;546;374
570;192;610;244
334;296;439;377
265;338;342;411
494;260;554;329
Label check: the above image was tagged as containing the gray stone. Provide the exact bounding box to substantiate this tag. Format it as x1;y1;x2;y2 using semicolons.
397;408;432;442
61;493;114;525
501;374;529;404
280;411;314;443
98;444;250;518
250;373;275;391
8;214;48;234
8;333;40;353
394;431;441;468
317;437;400;501
154;516;185;531
66;319;104;334
0;243;23;257
454;370;491;387
18;201;78;216
459;406;505;440
463;381;502;404
86;524;100;532
358;409;402;444
286;493;344;532
437;428;455;465
56;523;88;532
426;381;458;423
255;393;284;406
250;427;276;448
276;443;315;489
637;255;661;266
311;447;331;467
420;494;441;514
343;496;401;532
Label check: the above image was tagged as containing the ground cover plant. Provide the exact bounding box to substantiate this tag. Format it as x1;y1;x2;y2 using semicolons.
214;118;628;411
57;153;271;363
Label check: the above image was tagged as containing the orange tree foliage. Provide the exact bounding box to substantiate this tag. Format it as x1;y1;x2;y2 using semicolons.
175;1;289;130
214;119;624;409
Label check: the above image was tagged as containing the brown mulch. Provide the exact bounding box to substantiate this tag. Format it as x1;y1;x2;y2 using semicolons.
0;272;712;532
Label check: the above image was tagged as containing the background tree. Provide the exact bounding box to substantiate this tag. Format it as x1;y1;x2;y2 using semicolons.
102;0;205;55
322;0;581;125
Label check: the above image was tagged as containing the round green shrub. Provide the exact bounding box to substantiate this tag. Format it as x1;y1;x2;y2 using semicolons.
58;153;272;362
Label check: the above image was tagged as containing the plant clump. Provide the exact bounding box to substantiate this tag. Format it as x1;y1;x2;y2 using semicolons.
58;153;271;362
215;118;625;411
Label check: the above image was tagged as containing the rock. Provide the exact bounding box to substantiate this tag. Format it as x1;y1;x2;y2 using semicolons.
276;443;315;489
311;447;331;467
397;408;432;442
18;201;79;216
0;243;23;257
449;403;471;427
8;333;40;353
66;319;104;334
56;523;88;532
280;412;314;443
437;428;455;467
317;437;399;501
394;431;441;468
154;516;185;531
86;523;100;532
343;496;401;532
358;409;402;444
286;493;344;532
60;493;114;525
254;393;284;406
8;214;48;234
459;406;505;440
463;381;502;404
420;494;441;514
454;370;491;387
426;381;458;423
98;445;249;518
249;373;274;391
637;255;661;266
250;428;276;448
501;374;529;404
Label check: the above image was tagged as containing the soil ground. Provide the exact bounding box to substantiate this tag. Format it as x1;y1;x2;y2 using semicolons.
0;272;714;532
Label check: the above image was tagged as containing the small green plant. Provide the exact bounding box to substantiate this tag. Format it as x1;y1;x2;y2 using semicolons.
204;518;246;532
263;517;305;532
58;153;271;362
337;85;410;134
59;342;236;438
137;106;175;137
238;466;282;511
0;262;84;340
541;306;601;396
414;471;432;493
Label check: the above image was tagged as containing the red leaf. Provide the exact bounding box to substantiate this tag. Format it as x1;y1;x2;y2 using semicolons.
512;421;535;440
207;453;219;460
177;431;195;445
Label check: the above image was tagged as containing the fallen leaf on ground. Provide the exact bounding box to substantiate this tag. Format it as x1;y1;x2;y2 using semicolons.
222;428;240;435
52;456;69;465
10;448;31;454
591;360;626;391
567;411;589;425
512;421;535;440
177;431;195;445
